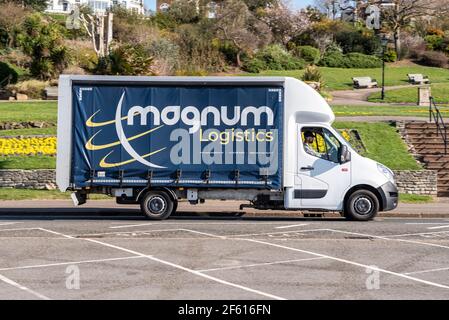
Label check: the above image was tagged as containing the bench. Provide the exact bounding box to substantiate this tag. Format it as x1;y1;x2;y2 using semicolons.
352;77;378;89
44;86;58;100
407;74;430;85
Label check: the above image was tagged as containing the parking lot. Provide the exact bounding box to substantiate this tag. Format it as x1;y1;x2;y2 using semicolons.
1;200;449;300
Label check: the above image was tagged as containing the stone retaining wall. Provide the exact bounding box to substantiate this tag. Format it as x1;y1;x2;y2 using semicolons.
0;169;438;196
393;170;437;196
0;170;56;190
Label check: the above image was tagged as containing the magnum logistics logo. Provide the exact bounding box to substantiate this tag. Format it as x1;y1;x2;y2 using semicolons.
83;91;279;175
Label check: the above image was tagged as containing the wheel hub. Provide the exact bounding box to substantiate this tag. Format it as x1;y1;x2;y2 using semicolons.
148;196;166;214
354;197;372;215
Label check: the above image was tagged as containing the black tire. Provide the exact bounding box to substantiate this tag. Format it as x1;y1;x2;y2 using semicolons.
344;190;379;221
140;190;174;220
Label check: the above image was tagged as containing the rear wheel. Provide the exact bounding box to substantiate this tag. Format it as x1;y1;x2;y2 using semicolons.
344;190;379;221
140;190;174;220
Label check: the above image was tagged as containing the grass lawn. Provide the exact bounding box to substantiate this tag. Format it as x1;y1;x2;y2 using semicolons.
0;101;57;123
333;122;422;170
399;194;434;204
0;156;55;169
0;188;109;200
0;127;57;136
332;105;449;117
368;83;449;105
243;63;449;91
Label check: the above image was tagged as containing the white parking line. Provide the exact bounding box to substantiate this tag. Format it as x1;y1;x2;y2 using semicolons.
275;224;310;229
0;273;50;300
404;266;449;276
244;238;449;290
428;225;449;230
38;228;286;300
197;257;326;273
0;227;39;232
109;223;153;229
0;222;23;227
0;256;143;272
324;229;449;250
380;230;449;238
227;229;327;238
181;229;226;239
66;228;184;238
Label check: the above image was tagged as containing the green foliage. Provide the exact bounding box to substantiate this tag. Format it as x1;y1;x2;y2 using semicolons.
319;51;382;68
108;43;155;76
0;61;18;87
243;44;305;72
167;0;200;24
291;45;320;64
17;13;68;80
384;49;397;63
301;65;322;83
425;35;447;52
242;57;267;73
335;28;380;55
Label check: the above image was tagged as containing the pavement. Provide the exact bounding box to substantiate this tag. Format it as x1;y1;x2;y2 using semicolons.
330;85;416;106
1;200;449;300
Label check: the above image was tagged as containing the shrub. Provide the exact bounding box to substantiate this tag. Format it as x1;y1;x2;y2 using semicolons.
7;80;48;99
293;45;320;64
318;50;346;67
66;40;98;73
384;49;397;63
345;53;382;68
425;35;446;51
242;57;267;73
319;51;382;68
108;43;155;76
418;51;448;68
0;61;18;87
243;44;305;72
301;65;323;83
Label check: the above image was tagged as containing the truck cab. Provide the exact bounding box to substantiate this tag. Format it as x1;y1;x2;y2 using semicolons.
281;78;398;220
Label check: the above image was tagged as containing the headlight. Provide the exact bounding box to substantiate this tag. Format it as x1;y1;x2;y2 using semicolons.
377;163;395;183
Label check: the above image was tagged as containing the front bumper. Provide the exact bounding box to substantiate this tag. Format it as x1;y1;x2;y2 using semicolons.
377;182;399;212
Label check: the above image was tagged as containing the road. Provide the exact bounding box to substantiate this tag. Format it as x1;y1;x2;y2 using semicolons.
0;200;449;300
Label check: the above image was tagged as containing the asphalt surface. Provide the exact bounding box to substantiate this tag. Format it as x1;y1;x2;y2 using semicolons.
1;200;449;300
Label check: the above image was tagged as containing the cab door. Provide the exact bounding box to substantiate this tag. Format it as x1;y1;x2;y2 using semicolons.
295;125;352;210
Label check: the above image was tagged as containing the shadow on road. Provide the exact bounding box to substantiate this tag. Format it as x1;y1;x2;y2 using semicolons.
0;207;344;221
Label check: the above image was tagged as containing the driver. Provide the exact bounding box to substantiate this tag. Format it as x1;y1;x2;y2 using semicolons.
303;131;326;159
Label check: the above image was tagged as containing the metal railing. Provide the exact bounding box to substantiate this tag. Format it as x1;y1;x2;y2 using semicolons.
429;96;448;155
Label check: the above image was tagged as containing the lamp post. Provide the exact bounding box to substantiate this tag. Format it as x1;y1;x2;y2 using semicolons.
380;34;389;101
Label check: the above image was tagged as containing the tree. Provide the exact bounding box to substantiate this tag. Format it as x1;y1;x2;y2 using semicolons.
376;0;439;59
79;10;113;58
0;2;30;47
215;0;272;67
17;13;69;80
260;3;309;45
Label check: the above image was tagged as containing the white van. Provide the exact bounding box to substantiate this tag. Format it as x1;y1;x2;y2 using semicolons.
57;75;398;221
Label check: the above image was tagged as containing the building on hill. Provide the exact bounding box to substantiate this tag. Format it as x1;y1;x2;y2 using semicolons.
46;0;145;14
156;0;218;18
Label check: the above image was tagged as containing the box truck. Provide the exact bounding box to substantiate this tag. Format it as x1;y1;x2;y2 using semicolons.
56;75;398;221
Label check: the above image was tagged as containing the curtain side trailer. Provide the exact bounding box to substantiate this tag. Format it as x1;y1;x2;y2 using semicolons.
57;75;398;221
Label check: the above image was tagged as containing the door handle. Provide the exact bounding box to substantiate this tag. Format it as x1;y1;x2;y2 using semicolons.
300;166;314;171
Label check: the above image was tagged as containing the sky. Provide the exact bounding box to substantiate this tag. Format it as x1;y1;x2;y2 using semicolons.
144;0;315;11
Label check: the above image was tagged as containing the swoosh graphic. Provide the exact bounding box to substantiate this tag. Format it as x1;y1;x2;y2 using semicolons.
99;148;166;168
85;125;164;151
115;92;167;169
86;110;141;128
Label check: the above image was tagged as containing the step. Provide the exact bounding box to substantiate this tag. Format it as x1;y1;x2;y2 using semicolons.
405;123;445;129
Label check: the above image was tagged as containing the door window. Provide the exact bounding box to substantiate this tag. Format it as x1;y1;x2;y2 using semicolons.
301;127;341;163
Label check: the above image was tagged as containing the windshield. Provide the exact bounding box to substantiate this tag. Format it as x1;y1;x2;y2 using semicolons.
332;127;358;155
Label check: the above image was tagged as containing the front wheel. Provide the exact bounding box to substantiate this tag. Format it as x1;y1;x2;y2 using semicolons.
344;190;379;221
140;190;174;220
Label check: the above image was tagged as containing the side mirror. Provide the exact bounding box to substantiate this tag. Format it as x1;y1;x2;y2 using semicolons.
339;145;351;164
